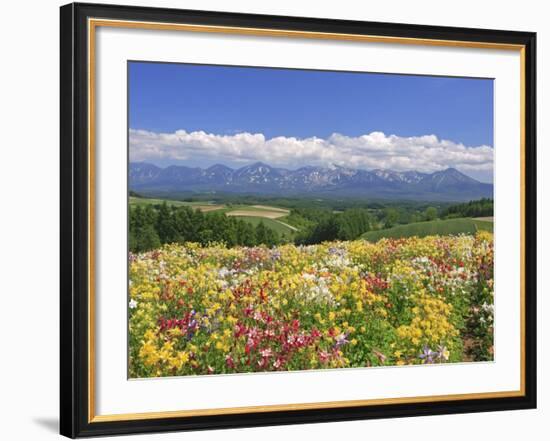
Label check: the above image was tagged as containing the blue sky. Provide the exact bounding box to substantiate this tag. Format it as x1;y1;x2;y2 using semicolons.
129;61;494;182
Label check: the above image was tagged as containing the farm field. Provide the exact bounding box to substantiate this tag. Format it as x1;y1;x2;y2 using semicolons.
362;218;493;242
129;196;224;212
226;209;287;219
129;232;494;378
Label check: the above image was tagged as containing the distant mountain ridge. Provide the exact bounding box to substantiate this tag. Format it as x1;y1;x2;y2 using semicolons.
129;162;493;201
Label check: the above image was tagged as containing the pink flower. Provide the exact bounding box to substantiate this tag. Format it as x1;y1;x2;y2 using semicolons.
260;348;273;358
319;350;330;364
225;355;235;369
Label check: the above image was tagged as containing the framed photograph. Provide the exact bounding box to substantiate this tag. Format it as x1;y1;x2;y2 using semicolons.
60;2;537;438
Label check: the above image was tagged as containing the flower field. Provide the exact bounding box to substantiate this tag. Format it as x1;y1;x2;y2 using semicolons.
129;232;494;378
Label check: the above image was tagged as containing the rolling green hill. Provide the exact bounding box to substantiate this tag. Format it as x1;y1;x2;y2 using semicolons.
361;218;493;242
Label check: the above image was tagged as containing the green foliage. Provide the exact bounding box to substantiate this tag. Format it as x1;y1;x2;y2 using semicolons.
129;205;161;252
129;204;282;253
425;206;438;221
296;208;373;244
336;208;373;240
255;221;278;247
442;198;493;219
128;195;494;252
383;208;399;228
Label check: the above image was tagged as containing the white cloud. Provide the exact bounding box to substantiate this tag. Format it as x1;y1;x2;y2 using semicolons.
129;128;494;176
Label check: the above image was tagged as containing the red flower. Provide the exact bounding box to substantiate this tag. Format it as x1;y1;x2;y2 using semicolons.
310;328;321;339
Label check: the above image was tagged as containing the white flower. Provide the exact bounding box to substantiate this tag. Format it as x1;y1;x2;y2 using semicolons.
481;302;494;312
129;299;138;309
218;267;232;278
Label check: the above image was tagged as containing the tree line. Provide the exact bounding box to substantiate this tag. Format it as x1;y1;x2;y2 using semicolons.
292;208;374;245
130;203;280;253
130;197;493;253
441;198;493;219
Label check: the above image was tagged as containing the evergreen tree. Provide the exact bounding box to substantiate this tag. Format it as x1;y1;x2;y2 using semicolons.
136;224;161;251
156;202;179;244
255;221;269;245
173;207;194;242
236;220;256;246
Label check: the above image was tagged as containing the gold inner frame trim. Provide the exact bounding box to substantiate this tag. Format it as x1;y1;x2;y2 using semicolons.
87;17;527;423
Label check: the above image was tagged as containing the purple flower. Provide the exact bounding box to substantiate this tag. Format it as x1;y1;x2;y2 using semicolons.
334;333;349;349
419;346;436;364
271;250;282;261
328;247;346;257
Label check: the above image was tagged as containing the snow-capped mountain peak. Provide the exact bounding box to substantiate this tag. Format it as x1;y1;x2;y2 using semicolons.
129;162;492;201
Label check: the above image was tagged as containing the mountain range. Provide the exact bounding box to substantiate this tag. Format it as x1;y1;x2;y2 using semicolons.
129;162;493;201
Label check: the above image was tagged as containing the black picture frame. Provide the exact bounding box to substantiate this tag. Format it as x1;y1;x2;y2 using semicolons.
60;2;537;438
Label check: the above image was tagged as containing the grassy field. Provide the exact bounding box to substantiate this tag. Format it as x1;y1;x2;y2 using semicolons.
228;216;297;236
362;218;493;242
129;197;224;211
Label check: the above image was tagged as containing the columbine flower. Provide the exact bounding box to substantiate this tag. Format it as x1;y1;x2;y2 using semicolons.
129;299;138;309
437;345;450;361
419;346;436;364
334;333;349;349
